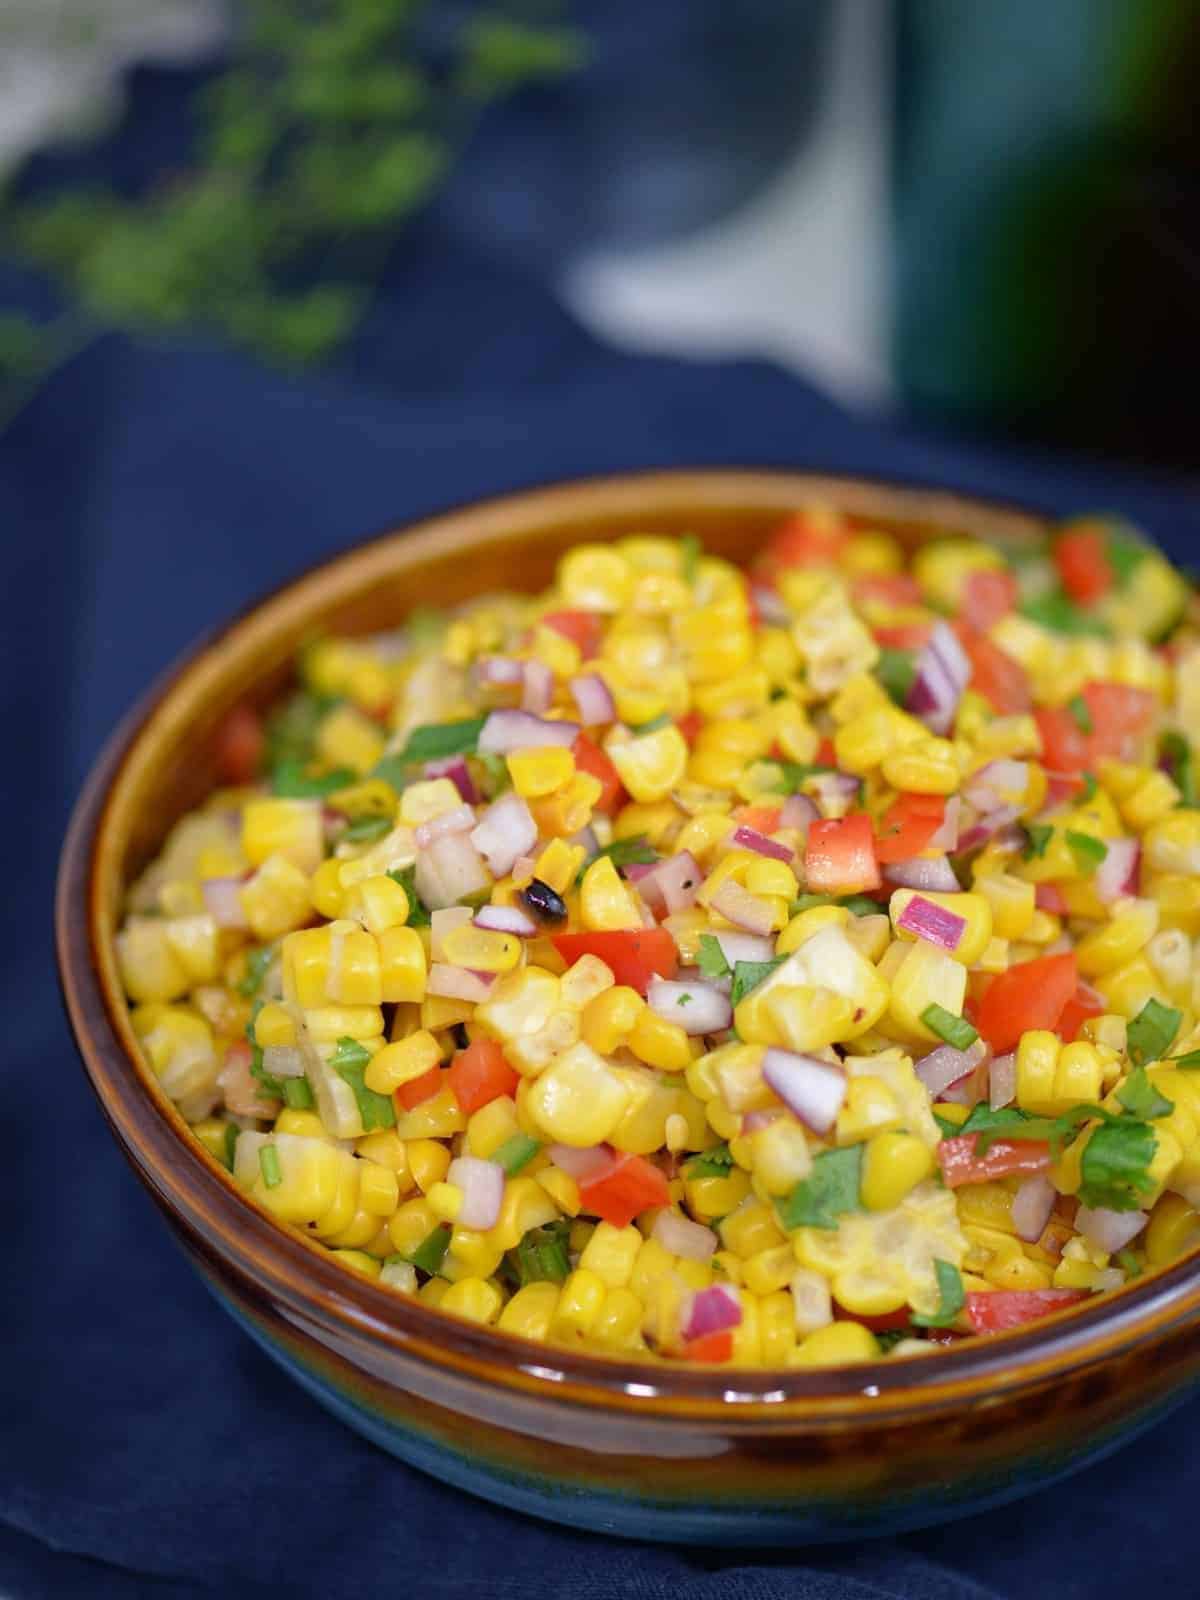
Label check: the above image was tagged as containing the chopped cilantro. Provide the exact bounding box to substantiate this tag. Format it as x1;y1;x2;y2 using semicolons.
1116;1065;1174;1121
729;956;788;1008
237;943;277;999
492;1133;540;1176
259;1144;282;1189
1079;1118;1159;1211
921;1004;978;1051
1171;1048;1200;1070
473;750;511;799
696;934;732;981
676;992;692;1007
387;865;431;925
1068;695;1093;733
1126;998;1182;1067
270;759;356;798
1117;1247;1142;1278
777;1145;864;1231
221;1123;239;1171
263;689;340;773
680;535;702;585
876;648;917;707
1105;524;1148;584
1021;823;1054;860
330;1036;395;1130
1020;589;1111;637
503;1220;572;1287
874;1328;911;1352
772;761;835;794
404;1224;452;1277
911;1260;965;1328
1080;771;1098;804
684;1144;735;1178
839;894;883;917
339;813;392;844
1065;830;1107;874
379;714;488;775
1161;732;1198;807
576;834;657;884
933;1110;963;1139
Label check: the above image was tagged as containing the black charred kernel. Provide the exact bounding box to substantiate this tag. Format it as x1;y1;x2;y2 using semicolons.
520;877;567;924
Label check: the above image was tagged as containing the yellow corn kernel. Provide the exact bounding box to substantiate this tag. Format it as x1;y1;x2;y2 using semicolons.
1145;1194;1200;1266
418;1278;450;1307
303;1005;385;1042
498;1281;560;1340
1120;771;1181;831
860;1131;935;1212
325;923;383;1005
776;904;850;954
440;924;522;976
532;838;587;895
475;966;560;1044
309;858;347;920
578;855;642;931
1076;897;1160;977
559;544;633;611
440;1277;503;1325
764;985;856;1053
748;1119;813;1196
350;874;410;935
365;1030;442;1095
378;925;427;1003
507;746;576;800
526;1042;632;1146
628;1008;693;1072
606;724;689;805
886;939;967;1045
1095;955;1160;1020
316;703;385;774
790;1321;880;1367
387;1195;441;1256
240;854;313;940
552;1268;609;1339
742;1244;795;1297
693;668;770;721
1143;810;1200;875
1016;1030;1061;1113
590;1287;645;1351
685;1166;751;1223
579;1222;643;1289
444;1228;505;1281
242;798;324;873
427;1181;464;1223
887;889;993;966
253;1001;296;1049
741;857;798;899
160;913;219;983
1147;874;1200;936
357;1160;400;1217
975;872;1036;940
973;713;1042;761
329;1249;381;1278
881;737;961;795
398;778;462;826
395;1083;466;1141
835;1076;903;1145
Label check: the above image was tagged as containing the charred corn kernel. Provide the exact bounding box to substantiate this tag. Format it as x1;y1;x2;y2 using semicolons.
886;940;967;1044
975;873;1036;940
365;1030;442;1095
532;838;587;895
607;724;689;804
440;1277;502;1324
498;1281;560;1340
377;926;427;1003
860;1131;934;1211
527;1043;631;1146
888;889;993;965
1145;1194;1200;1265
686;1166;752;1222
579;1222;643;1289
398;778;462;826
791;1320;880;1367
507;746;576;799
316;704;385;774
1120;771;1181;830
881;736;961;795
254;1002;296;1048
552;1268;608;1338
628;1007;693;1072
427;1181;464;1223
240;854;312;940
350;874;409;934
836;1076;903;1145
242;798;324;873
578;855;642;931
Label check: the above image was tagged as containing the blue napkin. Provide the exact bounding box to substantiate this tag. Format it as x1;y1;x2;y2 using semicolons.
5;99;1200;1600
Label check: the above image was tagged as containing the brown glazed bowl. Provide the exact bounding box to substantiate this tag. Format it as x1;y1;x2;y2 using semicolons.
57;470;1200;1543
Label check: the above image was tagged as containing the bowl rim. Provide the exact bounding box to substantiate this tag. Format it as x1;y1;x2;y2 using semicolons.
57;465;1200;1419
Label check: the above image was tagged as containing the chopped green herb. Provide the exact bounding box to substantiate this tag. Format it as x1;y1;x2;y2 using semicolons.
282;1077;314;1110
790;893;833;914
473;750;511;799
259;1144;282;1189
404;1224;452;1277
1080;771;1098;804
956;1100;1107;1158
874;1328;911;1352
221;1123;239;1171
270;759;356;798
1127;998;1182;1067
777;1144;864;1231
576;834;657;884
684;1144;735;1178
339;813;393;844
876;648;917;707
1079;1119;1158;1211
839;894;882;917
933;1110;963;1139
1068;695;1093;733
330;1035;395;1130
1117;1247;1143;1278
1116;1065;1174;1121
380;714;489;773
1022;823;1054;861
503;1219;572;1286
387;865;431;925
921;1004;978;1051
696;934;732;981
730;956;788;1008
677;992;692;1007
493;1133;541;1176
1161;732;1198;807
1020;589;1111;637
680;535;701;585
237;943;277;999
263;689;340;773
772;761;836;795
1065;830;1107;874
1170;1048;1200;1070
632;713;672;735
1105;524;1148;584
911;1259;965;1328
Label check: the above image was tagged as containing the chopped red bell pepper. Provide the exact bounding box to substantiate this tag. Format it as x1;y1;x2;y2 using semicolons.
395;1065;443;1111
572;733;625;814
975;951;1077;1055
734;803;783;834
682;1329;733;1362
447;1038;519;1114
760;511;848;571
805;813;881;894
1034;883;1068;915
1056;979;1106;1043
954;624;1032;714
1053;527;1112;606
1034;705;1090;774
852;573;922;609
961;569;1018;631
835;1303;911;1333
964;1288;1089;1334
874;793;946;864
577;1151;670;1228
938;1135;1052;1188
676;710;703;745
1080;681;1156;764
542;609;604;659
214;705;264;786
551;927;679;994
874;622;934;651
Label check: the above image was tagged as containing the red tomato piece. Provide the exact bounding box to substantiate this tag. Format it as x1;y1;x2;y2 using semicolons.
676;710;703;745
1081;682;1156;764
550;928;679;995
447;1038;519;1114
961;569;1018;632
1053;527;1112;606
760;510;848;571
975;951;1077;1055
816;736;838;768
834;1304;912;1333
1034;705;1089;774
572;733;625;814
805;814;881;894
682;1330;733;1362
214;705;264;786
874;622;934;651
964;1289;1089;1334
394;1065;443;1111
938;1136;1053;1188
1034;883;1068;915
734;803;783;834
874;794;945;865
954;624;1031;714
578;1152;670;1228
542;609;604;659
852;573;922;609
1056;979;1106;1043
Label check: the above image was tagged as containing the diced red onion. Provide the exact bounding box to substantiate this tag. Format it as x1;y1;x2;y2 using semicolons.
521;659;555;715
897;893;967;952
778;793;819;833
761;1049;846;1134
474;904;538;937
752;583;791;625
989;1051;1017;1109
1076;1205;1148;1254
447;1156;505;1231
415;832;491;910
938;1060;990;1106
548;1143;614;1181
262;1044;304;1080
741;1109;777;1133
915;1039;986;1099
569;673;616;726
731;825;793;863
1011;1175;1056;1243
635;850;702;917
425;964;495;1003
1095;836;1140;903
478;656;524;688
423;755;479;804
414;804;476;850
653;1210;718;1262
964;760;1029;815
681;1282;742;1341
647;977;732;1037
202;877;250;929
478;708;579;754
469;790;538;878
711;878;777;936
928;795;962;853
907;621;971;733
711;930;776;967
883;855;961;892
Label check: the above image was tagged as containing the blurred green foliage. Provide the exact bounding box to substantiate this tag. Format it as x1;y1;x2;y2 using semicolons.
0;0;582;412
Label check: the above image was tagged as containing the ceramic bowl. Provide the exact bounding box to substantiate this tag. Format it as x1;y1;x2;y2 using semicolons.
57;470;1200;1544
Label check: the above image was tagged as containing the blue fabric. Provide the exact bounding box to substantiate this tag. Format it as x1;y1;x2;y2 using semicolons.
5;76;1200;1600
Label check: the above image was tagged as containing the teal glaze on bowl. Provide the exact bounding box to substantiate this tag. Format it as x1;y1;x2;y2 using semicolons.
57;470;1200;1543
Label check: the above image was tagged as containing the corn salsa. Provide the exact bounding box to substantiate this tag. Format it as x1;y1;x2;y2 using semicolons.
117;508;1200;1365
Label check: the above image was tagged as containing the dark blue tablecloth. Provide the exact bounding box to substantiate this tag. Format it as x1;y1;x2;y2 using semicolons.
5;146;1200;1600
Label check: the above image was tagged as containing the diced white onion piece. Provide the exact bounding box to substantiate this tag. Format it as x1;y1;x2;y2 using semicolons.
915;1039;986;1099
425;964;495;1003
1095;836;1140;903
989;1051;1017;1109
423;755;479;804
711;930;776;968
809;771;862;818
548;1143;613;1181
477;708;579;753
474;904;538;936
761;1049;846;1134
711;878;777;936
447;1156;505;1230
647;977;732;1036
646;850;702;915
957;806;1023;853
478;656;524;687
1011;1174;1056;1242
414;804;476;850
417;830;490;909
653;1209;719;1262
202;876;250;929
778;793;818;833
569;673;616;726
883;855;961;892
521;660;554;715
1076;1205;1148;1254
469;790;538;879
262;1044;304;1079
380;1258;418;1294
